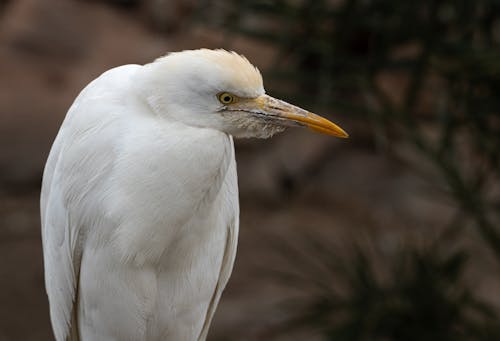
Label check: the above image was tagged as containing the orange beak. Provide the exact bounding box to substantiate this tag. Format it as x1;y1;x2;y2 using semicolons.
237;94;348;138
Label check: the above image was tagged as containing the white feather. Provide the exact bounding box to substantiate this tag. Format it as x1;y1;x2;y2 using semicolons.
41;51;251;340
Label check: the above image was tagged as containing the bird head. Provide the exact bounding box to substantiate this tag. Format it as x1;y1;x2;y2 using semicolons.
137;49;348;139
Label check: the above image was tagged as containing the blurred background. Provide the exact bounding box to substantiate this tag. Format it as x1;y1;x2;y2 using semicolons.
1;0;500;340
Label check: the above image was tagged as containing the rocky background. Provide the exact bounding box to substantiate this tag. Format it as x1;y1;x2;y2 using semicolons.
1;0;499;340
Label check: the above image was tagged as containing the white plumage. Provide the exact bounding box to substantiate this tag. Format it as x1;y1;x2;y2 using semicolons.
41;49;347;341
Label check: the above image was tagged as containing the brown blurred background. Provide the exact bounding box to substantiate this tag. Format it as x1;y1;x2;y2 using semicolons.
1;0;500;340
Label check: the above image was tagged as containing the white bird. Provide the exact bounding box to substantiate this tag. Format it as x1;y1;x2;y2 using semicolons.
41;49;347;341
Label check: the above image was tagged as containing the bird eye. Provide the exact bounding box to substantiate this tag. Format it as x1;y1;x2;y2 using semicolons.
218;92;236;105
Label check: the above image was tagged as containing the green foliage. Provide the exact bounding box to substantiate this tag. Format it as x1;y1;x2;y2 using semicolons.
266;235;500;341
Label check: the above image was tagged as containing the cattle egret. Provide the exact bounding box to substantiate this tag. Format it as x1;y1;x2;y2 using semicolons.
41;49;348;341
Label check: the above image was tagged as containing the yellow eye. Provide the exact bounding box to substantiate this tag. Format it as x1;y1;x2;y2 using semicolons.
218;92;236;105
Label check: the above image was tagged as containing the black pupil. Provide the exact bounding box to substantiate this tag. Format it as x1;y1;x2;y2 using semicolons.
223;95;231;102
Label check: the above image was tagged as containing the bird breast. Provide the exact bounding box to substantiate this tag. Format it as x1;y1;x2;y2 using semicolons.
106;118;236;266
